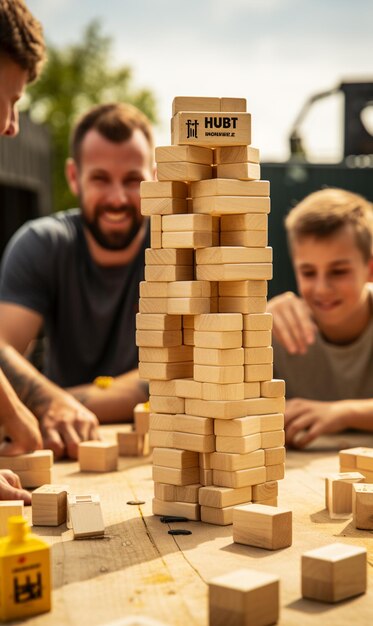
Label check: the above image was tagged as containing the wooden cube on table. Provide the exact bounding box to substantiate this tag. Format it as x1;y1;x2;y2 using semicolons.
78;441;118;472
233;503;292;550
325;472;364;518
32;484;69;526
117;432;150;457
208;568;279;626
352;483;373;529
302;543;367;602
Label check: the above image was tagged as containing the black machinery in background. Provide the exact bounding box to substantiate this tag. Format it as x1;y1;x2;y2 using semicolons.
263;81;373;298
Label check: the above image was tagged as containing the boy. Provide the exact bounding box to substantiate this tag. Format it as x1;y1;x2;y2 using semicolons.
268;188;373;448
0;0;45;501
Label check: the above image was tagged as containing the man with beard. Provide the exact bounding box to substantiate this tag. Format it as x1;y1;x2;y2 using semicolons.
0;103;154;459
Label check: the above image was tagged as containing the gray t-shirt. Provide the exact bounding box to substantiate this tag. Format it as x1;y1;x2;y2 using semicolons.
0;209;149;387
273;295;373;401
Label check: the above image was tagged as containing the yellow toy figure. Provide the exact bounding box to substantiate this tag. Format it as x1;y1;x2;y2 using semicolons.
0;516;51;621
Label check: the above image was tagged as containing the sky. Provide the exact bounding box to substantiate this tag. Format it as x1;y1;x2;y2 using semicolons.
28;0;373;162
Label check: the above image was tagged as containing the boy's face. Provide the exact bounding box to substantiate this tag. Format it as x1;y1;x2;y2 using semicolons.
0;54;28;136
292;225;373;332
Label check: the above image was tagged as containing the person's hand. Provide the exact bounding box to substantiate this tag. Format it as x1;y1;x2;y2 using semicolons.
267;291;317;355
0;401;43;456
39;392;100;460
0;469;31;504
285;398;349;448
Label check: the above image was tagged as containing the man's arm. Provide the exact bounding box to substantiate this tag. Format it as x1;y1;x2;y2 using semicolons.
285;397;373;448
267;291;317;354
68;369;149;424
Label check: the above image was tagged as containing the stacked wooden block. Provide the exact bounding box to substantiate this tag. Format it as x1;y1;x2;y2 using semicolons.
137;96;286;524
339;446;373;482
0;451;53;488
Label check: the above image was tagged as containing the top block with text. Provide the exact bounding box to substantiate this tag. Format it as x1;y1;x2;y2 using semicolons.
172;111;251;147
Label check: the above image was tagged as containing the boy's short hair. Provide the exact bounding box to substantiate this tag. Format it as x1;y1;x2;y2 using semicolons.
285;188;373;262
0;0;45;81
70;102;154;166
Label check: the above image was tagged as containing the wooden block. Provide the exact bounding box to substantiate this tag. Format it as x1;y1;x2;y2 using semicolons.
152;448;199;469
149;379;177;396
167;281;213;298
78;441;118;472
0;502;24;536
117;432;149;456
145;248;193;266
151;217;162;248
193;195;270;215
139;345;193;363
162;214;216;232
138;298;168;314
160;231;217;251
157;162;212;182
195;347;244;366
265;447;286;466
216;433;261;455
199;452;212;469
244;382;261;398
219;281;268;297
339;447;366;469
199;485;252;508
140;180;188;198
352;483;373;529
196;263;272;282
326;472;365;519
220;230;268;247
256;498;278;507
150;396;185;414
191;178;268;197
199;468;213;486
32;484;69;526
185;397;285;420
149;430;174;449
151;412;213;436
213;466;266;488
201;505;235;525
214;415;260;437
156;145;214;165
172;96;221;114
194;312;242;331
182;328;195;346
152;498;200;520
217;162;261;180
0;450;53;472
214;145;260;164
16;469;53;488
243;313;272;330
219;296;267;315
252;481;278;502
152;465;200;486
220;213;268;231
136;329;182;348
183;315;195;329
261;379;286;398
139;281;168;298
67;494;105;539
194;364;243;384
211;449;265;472
174;378;203;399
233;503;292;550
245;363;273;382
145;265;194;282
301;543;367;602
266;464;285;482
141;197;187;216
168;297;211;315
243;330;272;348
244;347;273;365
173;431;215;453
202;382;245;401
154;482;200;503
355;448;373;472
220;98;247;112
172;111;251;147
196;246;272;265
194;330;242;349
261;431;285;449
208;568;279;626
151;214;162;231
259;413;284;432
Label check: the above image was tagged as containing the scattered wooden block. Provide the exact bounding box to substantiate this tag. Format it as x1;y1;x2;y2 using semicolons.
0;501;24;536
233;503;292;550
32;484;69;526
214;145;260;165
301;543;367;602
199;485;252;508
16;469;53;488
352;483;373;529
117;432;150;456
208;568;279;626
152;498;200;520
325;472;364;519
67;494;105;539
355;448;373;472
140;180;188;198
193;195;270;215
211;449;265;472
217;162;261;180
0;450;53;472
78;441;118;473
156;145;213;165
172;111;251;147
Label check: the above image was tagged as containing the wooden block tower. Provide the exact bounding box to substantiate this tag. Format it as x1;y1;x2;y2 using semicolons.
137;96;286;524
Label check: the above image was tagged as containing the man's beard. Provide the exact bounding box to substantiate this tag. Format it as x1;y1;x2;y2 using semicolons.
81;203;143;251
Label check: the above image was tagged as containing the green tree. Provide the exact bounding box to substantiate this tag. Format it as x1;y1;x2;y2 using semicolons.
24;20;157;213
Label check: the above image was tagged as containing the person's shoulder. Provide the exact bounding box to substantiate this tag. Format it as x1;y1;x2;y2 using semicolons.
13;209;82;245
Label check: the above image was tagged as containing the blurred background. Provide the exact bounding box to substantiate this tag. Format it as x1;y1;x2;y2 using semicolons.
1;0;373;296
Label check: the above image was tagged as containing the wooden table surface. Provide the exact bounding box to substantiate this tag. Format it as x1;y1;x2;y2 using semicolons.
23;429;373;626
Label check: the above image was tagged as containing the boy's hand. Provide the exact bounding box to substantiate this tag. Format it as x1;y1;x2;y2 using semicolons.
285;398;348;448
0;469;31;504
1;402;43;456
268;292;317;354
